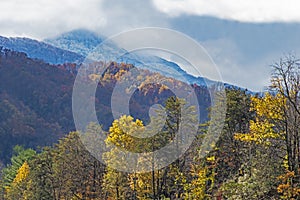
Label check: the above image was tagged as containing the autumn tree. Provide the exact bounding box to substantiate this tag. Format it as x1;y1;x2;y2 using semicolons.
214;89;253;189
103;115;144;199
5;161;30;200
1;145;36;194
229;55;300;199
270;55;300;198
49;131;105;199
228;93;285;199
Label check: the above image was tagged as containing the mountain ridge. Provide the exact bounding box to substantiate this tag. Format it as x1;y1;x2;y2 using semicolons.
0;35;84;65
45;29;221;87
0;29;251;92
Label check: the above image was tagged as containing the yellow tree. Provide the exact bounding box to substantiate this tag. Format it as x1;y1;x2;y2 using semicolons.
183;156;215;200
234;55;300;199
13;161;30;184
231;93;286;199
234;90;300;198
103;115;145;200
234;93;285;145
5;161;30;200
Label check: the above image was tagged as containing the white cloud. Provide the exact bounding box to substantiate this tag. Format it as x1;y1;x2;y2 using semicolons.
152;0;300;23
0;0;169;39
0;0;106;39
0;0;298;91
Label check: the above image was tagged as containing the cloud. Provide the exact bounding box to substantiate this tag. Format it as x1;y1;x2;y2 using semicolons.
0;0;169;39
202;38;282;91
0;0;107;39
0;0;299;91
152;0;300;23
99;0;168;36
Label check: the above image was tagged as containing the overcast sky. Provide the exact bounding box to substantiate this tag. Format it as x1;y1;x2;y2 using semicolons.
0;0;300;91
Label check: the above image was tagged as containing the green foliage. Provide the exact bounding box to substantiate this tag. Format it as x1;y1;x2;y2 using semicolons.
2;146;36;190
5;161;30;200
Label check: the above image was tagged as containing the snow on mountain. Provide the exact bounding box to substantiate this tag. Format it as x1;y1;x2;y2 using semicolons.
44;29;104;57
0;29;236;90
0;35;84;64
45;29;215;87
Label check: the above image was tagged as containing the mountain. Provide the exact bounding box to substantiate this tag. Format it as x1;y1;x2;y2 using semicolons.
45;29;216;87
0;48;74;163
44;29;104;57
0;35;84;65
0;47;211;164
0;29;230;89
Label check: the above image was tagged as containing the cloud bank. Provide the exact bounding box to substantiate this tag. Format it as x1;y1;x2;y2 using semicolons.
1;0;300;39
0;0;109;39
153;0;300;23
0;0;168;39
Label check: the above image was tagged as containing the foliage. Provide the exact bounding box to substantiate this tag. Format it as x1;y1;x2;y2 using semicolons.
2;146;36;191
1;49;300;199
234;93;285;145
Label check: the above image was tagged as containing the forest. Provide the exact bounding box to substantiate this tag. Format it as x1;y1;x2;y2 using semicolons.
0;48;299;199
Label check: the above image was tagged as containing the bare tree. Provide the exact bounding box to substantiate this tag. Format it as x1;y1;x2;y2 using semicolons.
270;55;300;184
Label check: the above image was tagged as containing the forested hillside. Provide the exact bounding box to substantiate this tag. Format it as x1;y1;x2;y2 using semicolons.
0;47;299;199
0;47;211;164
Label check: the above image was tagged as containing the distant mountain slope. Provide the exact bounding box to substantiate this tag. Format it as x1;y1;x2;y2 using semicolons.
0;48;75;163
0;47;211;164
0;35;84;64
45;29;215;87
0;30;246;90
44;29;104;57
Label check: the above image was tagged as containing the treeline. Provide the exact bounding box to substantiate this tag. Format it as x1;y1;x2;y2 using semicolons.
0;97;210;200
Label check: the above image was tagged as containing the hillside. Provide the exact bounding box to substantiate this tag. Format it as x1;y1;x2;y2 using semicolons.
0;47;211;164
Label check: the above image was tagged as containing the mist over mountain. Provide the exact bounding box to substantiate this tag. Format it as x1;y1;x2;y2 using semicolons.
0;29;221;88
45;29;234;88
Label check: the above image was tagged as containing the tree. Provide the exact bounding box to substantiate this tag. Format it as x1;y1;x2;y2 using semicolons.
51;131;105;199
5;161;30;200
24;147;57;200
231;55;300;199
231;93;285;199
2;145;36;193
214;89;253;189
270;55;300;198
103;115;144;199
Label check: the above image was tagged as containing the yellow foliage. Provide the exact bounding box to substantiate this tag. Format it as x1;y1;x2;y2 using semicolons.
13;161;30;184
6;161;30;198
206;156;215;162
106;115;144;151
234;93;285;145
251;93;285;119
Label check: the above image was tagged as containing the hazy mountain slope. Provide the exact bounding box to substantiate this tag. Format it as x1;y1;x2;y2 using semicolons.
45;29;216;87
44;29;104;57
0;48;75;163
0;35;84;64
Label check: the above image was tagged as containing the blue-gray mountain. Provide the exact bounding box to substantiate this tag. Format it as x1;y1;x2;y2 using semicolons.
0;29;244;90
45;29;216;87
0;35;84;64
